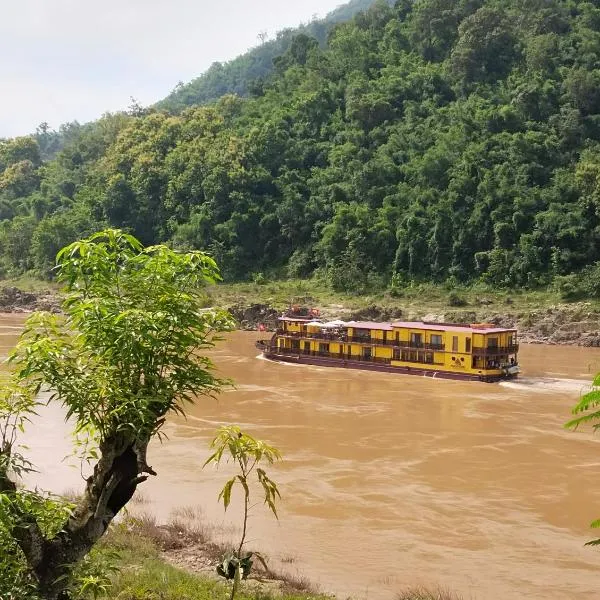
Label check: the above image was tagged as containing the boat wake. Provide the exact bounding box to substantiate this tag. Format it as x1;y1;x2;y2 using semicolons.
256;354;324;369
500;377;592;394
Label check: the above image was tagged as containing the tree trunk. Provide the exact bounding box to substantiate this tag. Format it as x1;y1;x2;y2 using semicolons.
10;434;156;600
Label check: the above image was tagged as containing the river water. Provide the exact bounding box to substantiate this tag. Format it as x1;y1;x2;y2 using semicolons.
4;315;600;599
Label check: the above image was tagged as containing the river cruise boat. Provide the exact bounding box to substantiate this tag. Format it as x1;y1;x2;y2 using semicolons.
256;308;520;382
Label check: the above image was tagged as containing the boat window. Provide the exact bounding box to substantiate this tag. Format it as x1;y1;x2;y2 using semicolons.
431;334;442;348
354;329;371;340
410;333;422;347
465;337;471;353
452;336;458;352
487;337;498;348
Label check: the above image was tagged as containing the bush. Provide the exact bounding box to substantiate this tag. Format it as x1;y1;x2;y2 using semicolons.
448;292;468;307
252;272;268;285
554;275;586;301
389;272;405;297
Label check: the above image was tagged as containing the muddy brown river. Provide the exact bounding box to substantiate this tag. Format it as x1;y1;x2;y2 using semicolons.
4;314;600;599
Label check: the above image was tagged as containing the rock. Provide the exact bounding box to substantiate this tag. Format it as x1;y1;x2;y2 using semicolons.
349;304;403;322
581;334;600;347
0;286;61;313
422;313;444;323
557;320;600;334
476;297;493;306
443;311;477;324
227;303;279;331
0;287;37;309
484;314;516;328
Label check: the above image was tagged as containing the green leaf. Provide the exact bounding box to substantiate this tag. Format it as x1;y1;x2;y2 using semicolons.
218;477;236;511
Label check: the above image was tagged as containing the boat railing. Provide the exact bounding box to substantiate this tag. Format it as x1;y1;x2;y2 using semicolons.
270;347;446;367
277;331;445;350
473;344;519;356
275;347;391;364
395;341;445;351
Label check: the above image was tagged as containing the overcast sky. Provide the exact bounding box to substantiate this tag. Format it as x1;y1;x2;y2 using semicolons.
0;0;346;138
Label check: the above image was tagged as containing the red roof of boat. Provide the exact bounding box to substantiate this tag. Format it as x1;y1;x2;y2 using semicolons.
278;315;515;334
391;321;515;333
346;321;394;331
279;316;313;322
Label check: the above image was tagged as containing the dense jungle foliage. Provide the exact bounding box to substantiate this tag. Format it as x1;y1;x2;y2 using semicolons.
3;0;600;294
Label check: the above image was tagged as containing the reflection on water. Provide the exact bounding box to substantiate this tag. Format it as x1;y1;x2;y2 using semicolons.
4;314;600;600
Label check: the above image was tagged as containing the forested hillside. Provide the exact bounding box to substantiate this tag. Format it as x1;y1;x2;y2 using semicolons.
156;0;389;112
3;0;600;294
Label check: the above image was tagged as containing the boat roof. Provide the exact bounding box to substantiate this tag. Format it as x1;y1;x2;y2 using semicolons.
391;321;516;334
346;321;394;331
278;315;515;334
279;316;314;322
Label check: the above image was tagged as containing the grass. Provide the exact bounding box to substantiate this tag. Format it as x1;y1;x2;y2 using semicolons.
86;514;468;600
207;277;595;319
104;559;328;600
0;274;59;293
122;512;214;552
397;588;464;600
92;517;332;600
93;520;463;600
3;273;598;321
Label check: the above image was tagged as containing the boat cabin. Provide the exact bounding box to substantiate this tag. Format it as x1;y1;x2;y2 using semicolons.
274;315;519;381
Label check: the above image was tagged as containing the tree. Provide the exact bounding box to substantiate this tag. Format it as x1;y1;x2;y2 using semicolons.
0;229;234;599
566;373;600;545
451;6;519;84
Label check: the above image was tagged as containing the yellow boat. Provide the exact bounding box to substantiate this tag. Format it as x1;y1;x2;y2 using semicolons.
256;308;519;382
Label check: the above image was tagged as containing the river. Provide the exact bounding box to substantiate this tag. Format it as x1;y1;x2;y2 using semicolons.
3;314;600;600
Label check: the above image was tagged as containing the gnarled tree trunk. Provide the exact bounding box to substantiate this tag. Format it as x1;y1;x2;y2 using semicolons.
9;434;156;600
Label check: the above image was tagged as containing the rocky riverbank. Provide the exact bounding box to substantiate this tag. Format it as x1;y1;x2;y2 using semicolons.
1;285;598;346
0;286;60;313
228;301;600;346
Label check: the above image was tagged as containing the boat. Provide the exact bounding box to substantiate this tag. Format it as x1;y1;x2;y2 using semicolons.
256;308;520;382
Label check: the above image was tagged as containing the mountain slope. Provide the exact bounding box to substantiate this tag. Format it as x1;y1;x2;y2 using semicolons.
2;0;600;298
155;0;391;112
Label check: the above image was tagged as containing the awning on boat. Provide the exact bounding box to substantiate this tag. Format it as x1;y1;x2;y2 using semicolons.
322;320;347;328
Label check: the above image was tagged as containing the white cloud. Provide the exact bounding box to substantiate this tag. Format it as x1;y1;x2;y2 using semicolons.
0;0;345;137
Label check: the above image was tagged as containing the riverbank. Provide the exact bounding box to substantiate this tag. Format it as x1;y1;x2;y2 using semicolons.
215;280;600;346
94;511;329;600
2;277;599;346
93;509;461;600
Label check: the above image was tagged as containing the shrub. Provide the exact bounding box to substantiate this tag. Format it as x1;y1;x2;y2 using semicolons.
448;292;468;307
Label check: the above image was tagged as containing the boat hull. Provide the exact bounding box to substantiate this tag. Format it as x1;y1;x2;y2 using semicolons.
255;341;516;383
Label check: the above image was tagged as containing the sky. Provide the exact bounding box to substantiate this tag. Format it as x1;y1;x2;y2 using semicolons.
0;0;347;138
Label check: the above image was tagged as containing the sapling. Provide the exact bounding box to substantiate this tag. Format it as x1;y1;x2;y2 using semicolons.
204;425;282;600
